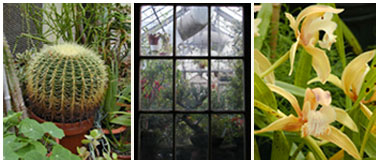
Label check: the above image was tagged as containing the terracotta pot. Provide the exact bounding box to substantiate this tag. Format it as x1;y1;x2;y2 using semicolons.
117;154;131;160
29;111;93;154
102;126;130;160
101;125;127;135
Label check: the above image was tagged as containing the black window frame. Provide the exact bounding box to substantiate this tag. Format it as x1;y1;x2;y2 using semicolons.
134;3;251;160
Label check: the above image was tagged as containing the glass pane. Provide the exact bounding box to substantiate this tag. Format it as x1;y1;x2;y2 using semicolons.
140;59;173;110
176;6;208;56
140;5;173;56
211;6;243;56
176;60;208;111
139;114;173;159
175;114;209;159
211;114;245;160
211;60;244;110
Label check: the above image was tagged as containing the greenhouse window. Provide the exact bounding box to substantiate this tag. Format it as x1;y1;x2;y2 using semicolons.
135;3;251;160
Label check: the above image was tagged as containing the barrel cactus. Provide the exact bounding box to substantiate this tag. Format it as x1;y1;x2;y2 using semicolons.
26;43;108;123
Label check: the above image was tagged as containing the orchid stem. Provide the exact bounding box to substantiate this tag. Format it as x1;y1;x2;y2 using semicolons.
260;50;290;78
360;109;376;158
304;136;327;160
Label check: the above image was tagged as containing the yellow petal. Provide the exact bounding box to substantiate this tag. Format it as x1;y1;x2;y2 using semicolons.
303;88;317;110
288;37;300;76
254;115;302;134
285;12;299;37
254;49;275;84
329;149;344;160
301;12;337;48
342;50;376;100
318;126;361;160
254;18;261;37
307;74;343;90
359;102;372;119
303;45;331;84
333;107;358;132
254;5;261;12
267;84;302;117
371;125;376;137
295;5;344;29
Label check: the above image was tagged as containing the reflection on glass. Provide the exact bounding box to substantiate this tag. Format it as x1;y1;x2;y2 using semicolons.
139;114;173;159
176;114;209;159
176;6;208;56
141;6;173;56
140;59;173;110
212;114;244;160
211;6;243;56
211;60;244;110
176;60;208;111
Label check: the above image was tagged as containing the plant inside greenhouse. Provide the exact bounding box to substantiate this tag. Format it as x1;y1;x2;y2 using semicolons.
136;4;251;160
254;3;376;160
3;3;131;160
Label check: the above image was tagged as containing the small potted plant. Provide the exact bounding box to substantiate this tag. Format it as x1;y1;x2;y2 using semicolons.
25;43;108;153
148;33;160;52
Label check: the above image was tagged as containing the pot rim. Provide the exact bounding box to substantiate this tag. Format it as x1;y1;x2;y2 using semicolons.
29;111;94;136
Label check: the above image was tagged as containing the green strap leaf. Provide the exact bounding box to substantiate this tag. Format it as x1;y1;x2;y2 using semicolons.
254;73;277;110
271;131;290;160
254;3;273;50
275;80;306;97
294;48;312;88
254;138;261;160
341;19;363;55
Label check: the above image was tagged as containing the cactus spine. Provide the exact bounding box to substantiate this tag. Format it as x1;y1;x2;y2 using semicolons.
26;43;108;123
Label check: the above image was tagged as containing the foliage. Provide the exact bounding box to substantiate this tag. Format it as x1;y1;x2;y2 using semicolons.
254;3;376;160
3;111;80;160
78;129;117;160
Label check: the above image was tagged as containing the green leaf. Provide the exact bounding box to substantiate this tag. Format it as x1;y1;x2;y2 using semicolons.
275;80;306;97
29;140;48;157
254;138;261;160
294;48;312;88
49;145;81;160
254;3;273;50
341;19;363;55
22;150;47;160
364;134;376;158
254;73;277;110
110;115;131;126
41;122;65;139
271;131;290;160
19;118;44;140
3;148;19;160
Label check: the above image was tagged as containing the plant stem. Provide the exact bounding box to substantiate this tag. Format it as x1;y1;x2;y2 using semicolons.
360;109;376;158
260;51;290;78
304;136;327;160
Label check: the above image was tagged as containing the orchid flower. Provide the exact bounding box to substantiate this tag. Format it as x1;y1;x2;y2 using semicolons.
308;49;376;135
254;49;275;84
254;85;360;159
285;5;344;84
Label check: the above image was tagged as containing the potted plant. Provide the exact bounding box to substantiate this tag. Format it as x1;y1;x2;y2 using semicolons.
25;43;108;153
98;59;131;159
148;33;160;52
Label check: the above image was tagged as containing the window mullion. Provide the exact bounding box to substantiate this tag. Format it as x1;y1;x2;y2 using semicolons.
172;4;177;160
207;4;212;160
